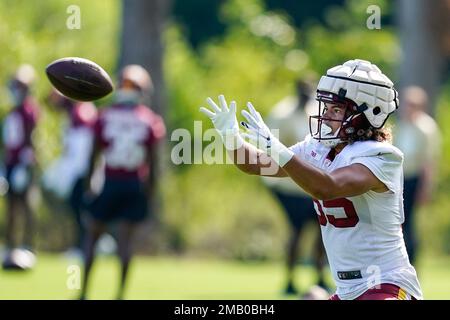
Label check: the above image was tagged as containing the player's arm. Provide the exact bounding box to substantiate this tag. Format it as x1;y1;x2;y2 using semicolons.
85;137;101;191
416;128;441;205
227;144;287;177
85;119;103;193
282;159;387;200
238;101;388;199
146;113;166;198
146;144;157;198
200;95;286;177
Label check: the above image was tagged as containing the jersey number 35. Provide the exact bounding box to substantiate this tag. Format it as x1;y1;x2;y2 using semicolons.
313;198;359;228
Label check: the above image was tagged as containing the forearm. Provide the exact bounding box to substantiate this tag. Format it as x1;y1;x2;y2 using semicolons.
147;146;157;196
421;166;433;189
281;156;382;200
281;156;335;199
417;164;435;204
227;143;256;175
227;142;285;177
85;144;100;191
227;143;263;175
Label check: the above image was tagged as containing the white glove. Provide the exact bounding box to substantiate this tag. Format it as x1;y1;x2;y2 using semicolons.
240;102;294;167
200;95;244;150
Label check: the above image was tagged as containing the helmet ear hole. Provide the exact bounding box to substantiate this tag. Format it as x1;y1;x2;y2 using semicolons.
345;127;354;134
373;107;381;115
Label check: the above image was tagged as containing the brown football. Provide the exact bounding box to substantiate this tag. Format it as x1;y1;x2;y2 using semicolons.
46;57;113;101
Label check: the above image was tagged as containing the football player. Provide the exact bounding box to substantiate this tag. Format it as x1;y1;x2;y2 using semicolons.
43;89;98;254
80;65;166;300
200;59;423;300
2;64;40;270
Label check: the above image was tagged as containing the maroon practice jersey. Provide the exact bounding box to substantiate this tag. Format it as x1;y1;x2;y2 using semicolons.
2;98;40;167
94;104;166;181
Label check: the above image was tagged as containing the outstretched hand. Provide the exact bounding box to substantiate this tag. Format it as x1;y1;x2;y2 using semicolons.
240;102;294;167
200;95;239;136
200;95;244;151
240;102;273;153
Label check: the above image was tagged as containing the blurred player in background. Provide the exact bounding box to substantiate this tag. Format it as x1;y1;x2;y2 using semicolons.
80;65;166;300
42;90;98;256
1;64;40;270
393;86;441;265
262;80;328;295
201;59;423;300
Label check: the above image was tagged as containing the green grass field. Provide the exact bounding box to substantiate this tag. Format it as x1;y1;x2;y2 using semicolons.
1;253;449;300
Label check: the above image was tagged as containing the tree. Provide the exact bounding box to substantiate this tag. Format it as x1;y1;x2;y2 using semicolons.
118;0;172;115
396;0;449;115
118;0;172;242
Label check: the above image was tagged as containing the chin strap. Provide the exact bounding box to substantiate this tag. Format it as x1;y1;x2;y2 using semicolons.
314;122;341;148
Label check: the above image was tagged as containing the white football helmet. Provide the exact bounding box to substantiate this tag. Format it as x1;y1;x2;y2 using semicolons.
310;59;398;147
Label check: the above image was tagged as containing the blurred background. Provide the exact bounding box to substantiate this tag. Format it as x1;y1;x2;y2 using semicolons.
0;0;450;299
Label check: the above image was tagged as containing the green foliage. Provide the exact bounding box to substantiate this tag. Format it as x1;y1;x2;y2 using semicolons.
0;0;119;164
0;0;120;249
162;0;406;259
1;0;449;261
161;164;287;260
163;0;300;258
304;0;398;77
417;85;450;255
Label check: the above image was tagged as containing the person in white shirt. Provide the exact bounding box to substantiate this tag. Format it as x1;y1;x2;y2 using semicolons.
393;86;441;265
262;80;328;295
200;59;423;300
43;89;98;254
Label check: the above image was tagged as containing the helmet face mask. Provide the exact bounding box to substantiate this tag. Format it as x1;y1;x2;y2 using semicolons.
309;91;361;148
310;59;398;147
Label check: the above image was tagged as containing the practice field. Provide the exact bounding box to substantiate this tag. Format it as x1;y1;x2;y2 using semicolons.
0;254;449;300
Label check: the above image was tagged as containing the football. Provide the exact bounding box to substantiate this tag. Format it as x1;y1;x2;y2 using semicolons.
46;57;113;101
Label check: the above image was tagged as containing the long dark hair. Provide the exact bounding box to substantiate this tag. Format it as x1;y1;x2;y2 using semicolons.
343;112;392;144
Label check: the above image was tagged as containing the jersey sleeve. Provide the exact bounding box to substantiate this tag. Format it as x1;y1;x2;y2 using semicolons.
147;113;166;146
350;152;403;194
135;105;166;147
288;134;315;162
288;141;304;156
23;101;40;142
93;113;106;147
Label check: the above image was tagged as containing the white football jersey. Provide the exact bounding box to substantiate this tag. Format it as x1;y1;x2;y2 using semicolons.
289;135;423;300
